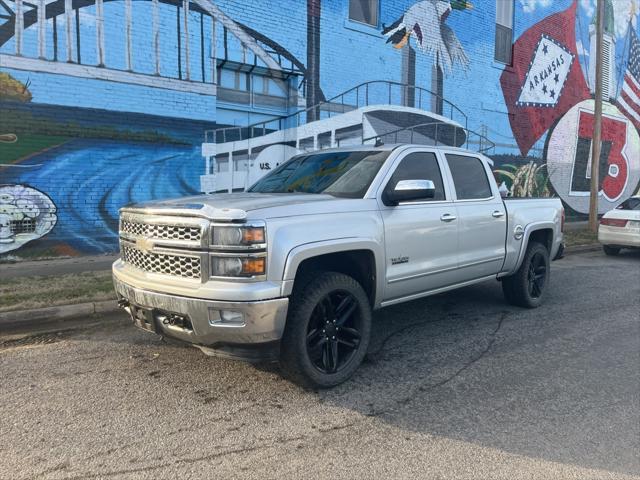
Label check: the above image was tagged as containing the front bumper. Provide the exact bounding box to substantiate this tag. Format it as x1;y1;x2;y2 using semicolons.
113;274;289;359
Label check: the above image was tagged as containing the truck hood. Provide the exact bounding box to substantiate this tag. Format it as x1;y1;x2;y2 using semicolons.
124;192;346;221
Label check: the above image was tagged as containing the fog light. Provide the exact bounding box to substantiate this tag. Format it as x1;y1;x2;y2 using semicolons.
209;309;245;326
220;310;244;323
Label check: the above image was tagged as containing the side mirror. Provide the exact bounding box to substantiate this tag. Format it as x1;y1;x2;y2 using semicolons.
385;179;436;205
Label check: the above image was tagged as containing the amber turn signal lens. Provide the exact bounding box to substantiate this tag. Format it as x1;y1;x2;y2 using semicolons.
242;227;265;244
241;257;265;275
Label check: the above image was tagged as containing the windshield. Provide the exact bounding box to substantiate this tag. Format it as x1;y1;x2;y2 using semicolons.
617;197;640;210
248;150;391;198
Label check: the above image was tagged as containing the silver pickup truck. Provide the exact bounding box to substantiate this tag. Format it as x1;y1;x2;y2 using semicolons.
113;145;564;387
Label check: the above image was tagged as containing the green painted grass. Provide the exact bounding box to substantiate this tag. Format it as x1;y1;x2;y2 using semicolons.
0;134;69;165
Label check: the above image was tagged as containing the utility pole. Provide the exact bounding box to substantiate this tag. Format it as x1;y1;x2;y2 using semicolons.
589;0;604;232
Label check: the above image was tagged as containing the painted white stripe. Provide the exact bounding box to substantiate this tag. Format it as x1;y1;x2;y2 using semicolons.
152;0;160;75
627;72;640;93
618;95;640;124
125;0;132;70
183;0;190;80
96;0;104;66
623;79;640;107
211;17;217;84
0;54;217;95
65;0;73;62
38;0;46;58
15;0;23;56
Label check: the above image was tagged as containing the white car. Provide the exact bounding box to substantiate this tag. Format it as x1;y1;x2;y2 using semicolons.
599;196;640;255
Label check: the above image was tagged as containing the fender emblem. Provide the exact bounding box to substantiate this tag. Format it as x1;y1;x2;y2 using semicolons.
514;225;525;241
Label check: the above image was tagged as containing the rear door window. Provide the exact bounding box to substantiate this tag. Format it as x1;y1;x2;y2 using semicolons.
446;154;492;200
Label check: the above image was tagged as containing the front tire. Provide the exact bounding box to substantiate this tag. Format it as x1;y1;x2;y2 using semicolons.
502;242;550;308
279;272;371;389
603;245;621;256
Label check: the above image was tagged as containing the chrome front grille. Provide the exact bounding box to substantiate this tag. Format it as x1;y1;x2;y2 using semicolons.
120;219;202;243
121;244;201;280
118;212;208;280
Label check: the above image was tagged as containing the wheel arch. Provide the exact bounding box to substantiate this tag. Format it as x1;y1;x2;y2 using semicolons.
281;239;384;307
510;222;556;274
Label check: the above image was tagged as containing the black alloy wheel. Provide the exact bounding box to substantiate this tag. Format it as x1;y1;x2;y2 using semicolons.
527;251;547;299
502;241;550;308
305;290;362;374
279;272;372;388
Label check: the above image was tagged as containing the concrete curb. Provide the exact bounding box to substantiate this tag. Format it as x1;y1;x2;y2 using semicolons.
0;300;120;326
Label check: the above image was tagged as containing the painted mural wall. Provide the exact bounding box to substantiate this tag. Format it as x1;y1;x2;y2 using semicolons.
0;0;639;258
499;0;640;215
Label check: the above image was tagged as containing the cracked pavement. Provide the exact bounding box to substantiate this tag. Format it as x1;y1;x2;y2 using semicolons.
1;249;639;479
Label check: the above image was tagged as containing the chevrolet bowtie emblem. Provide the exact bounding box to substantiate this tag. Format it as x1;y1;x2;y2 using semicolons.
136;236;155;252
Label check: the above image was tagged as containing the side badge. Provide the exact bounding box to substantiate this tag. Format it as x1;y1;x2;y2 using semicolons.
391;256;409;265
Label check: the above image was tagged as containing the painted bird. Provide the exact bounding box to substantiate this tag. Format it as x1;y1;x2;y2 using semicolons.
382;0;472;73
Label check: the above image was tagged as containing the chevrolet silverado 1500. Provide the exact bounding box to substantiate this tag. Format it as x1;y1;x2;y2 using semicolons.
113;145;564;387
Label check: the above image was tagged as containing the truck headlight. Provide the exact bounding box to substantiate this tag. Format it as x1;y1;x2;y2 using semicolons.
211;225;265;248
211;256;266;278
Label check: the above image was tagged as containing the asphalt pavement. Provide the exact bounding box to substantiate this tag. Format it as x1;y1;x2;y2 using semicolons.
0;249;638;480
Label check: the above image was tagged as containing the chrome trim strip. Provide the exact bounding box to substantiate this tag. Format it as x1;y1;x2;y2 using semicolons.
396;199;451;206
458;256;505;268
209;251;268;258
209;244;268;252
454;195;495;203
120;238;201;258
388;256;504;284
381;275;496;307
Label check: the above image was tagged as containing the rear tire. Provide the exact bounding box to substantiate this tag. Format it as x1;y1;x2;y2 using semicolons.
603;245;621;256
279;272;371;389
502;242;550;309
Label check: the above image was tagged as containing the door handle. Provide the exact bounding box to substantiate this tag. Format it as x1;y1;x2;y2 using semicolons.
440;213;457;222
492;210;505;218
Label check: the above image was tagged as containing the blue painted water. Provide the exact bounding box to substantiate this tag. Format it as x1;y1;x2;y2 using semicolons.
2;139;203;254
